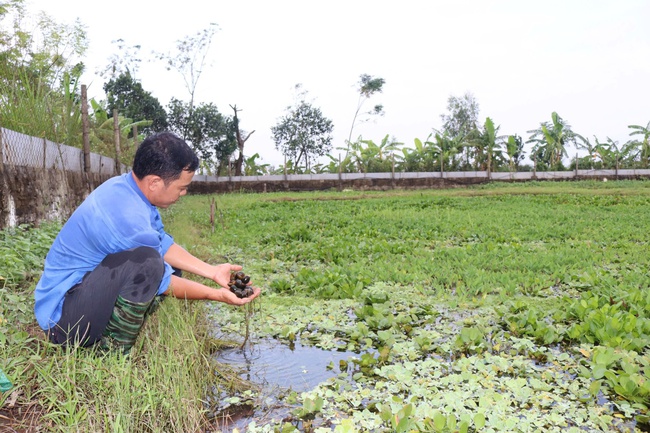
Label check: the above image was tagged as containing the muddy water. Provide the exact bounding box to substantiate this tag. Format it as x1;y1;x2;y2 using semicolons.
209;338;358;431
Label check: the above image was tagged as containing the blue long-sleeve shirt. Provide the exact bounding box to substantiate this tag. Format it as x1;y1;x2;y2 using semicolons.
34;172;175;330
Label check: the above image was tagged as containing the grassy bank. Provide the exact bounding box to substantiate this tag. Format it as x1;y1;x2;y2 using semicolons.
0;225;232;432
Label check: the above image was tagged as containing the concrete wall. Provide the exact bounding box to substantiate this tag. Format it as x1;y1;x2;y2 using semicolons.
0;165;113;229
0;128;122;229
188;169;650;195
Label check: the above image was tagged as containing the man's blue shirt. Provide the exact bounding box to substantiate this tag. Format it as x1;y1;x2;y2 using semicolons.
34;172;174;330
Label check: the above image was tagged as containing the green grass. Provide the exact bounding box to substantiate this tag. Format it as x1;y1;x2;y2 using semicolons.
3;180;650;432
166;180;650;301
165;180;650;432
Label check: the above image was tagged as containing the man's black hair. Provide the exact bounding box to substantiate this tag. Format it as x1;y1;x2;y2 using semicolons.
132;132;199;183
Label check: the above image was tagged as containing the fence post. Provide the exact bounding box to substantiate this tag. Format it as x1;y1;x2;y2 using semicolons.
487;152;492;180
0;128;8;227
81;85;90;174
133;124;139;150
338;153;342;191
575;152;578;179
42;136;46;171
113;109;121;175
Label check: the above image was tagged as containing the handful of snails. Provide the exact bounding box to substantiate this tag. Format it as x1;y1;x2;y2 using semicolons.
229;271;254;298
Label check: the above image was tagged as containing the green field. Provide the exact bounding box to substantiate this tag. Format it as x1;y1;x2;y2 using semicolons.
163;180;650;432
2;180;650;432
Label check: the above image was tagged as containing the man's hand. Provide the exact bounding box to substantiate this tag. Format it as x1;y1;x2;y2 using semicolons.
217;286;262;305
212;263;243;288
165;275;261;304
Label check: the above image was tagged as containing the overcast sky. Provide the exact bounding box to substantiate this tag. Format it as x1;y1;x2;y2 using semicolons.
26;0;650;167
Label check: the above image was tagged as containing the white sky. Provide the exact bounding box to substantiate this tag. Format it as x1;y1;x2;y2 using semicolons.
25;0;650;167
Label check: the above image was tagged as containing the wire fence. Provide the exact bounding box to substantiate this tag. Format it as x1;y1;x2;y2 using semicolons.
0;127;125;175
3;125;650;184
192;167;650;184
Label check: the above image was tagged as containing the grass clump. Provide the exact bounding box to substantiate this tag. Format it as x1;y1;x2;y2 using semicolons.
0;224;243;432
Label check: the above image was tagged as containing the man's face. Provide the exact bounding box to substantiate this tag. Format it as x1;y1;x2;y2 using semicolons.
151;170;194;208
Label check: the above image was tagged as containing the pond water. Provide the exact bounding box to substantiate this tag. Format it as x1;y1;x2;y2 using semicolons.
215;339;356;392
209;338;359;431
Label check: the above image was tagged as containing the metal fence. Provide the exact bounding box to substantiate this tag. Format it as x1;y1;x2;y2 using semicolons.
4;126;650;184
0;127;125;175
193;168;650;184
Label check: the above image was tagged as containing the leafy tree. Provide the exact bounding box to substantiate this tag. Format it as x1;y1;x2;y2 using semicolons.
347;73;385;144
103;72;168;135
440;92;480;138
574;136;631;170
575;135;611;169
154;24;218;118
99;38;143;81
619;139;643;168
526;112;582;170
0;2;88;145
167;97;236;175
269;159;306;175
0;3;87;89
321;153;355;174
271;97;334;172
440;92;480;168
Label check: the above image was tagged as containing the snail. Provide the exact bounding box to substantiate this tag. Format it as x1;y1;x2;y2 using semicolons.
228;271;254;298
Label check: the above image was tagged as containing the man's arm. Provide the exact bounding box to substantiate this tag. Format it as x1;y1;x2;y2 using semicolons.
164;243;242;287
163;275;261;306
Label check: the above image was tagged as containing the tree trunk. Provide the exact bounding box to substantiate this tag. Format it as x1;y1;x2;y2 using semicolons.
231;105;255;176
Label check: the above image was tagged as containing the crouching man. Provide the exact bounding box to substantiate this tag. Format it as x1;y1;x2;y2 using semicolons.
34;131;260;354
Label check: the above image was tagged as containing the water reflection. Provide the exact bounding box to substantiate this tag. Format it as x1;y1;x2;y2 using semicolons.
214;338;357;392
208;338;359;431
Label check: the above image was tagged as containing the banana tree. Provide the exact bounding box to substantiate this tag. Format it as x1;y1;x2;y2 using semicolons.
575;136;600;169
593;137;619;169
270;159;308;175
526;112;582;170
349;134;402;173
628;121;650;167
89;98;152;165
242;153;270;175
322;153;355;174
399;134;439;172
429;130;464;173
471;117;506;172
505;134;525;172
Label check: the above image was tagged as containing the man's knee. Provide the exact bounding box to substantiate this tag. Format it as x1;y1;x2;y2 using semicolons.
132;246;163;262
130;247;165;279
